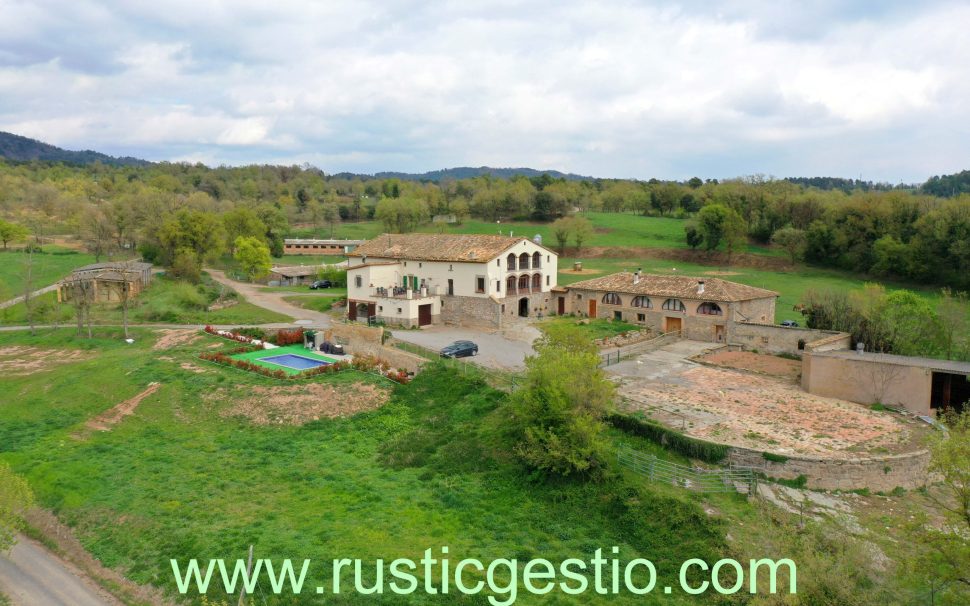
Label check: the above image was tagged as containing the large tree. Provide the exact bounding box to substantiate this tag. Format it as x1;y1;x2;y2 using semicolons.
234;236;272;282
0;219;29;249
695;203;747;255
507;324;615;478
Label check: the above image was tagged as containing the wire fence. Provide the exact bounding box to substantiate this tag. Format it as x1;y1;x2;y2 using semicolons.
392;340;522;392
617;445;757;494
599;331;682;367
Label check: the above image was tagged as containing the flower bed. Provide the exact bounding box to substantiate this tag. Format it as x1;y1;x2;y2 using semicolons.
203;325;270;348
198;342;411;384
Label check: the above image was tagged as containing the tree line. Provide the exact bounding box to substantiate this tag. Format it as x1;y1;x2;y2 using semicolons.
1;160;969;289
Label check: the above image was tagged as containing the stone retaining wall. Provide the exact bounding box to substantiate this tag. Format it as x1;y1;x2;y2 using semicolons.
726;445;930;492
732;322;850;356
595;328;656;349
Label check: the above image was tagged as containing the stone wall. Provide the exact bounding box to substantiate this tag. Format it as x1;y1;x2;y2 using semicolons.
802;352;933;415
321;323;425;372
732;322;850;355
726;446;931;492
594;328;656;349
440;295;502;327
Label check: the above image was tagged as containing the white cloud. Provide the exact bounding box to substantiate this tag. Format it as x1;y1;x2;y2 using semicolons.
0;0;967;180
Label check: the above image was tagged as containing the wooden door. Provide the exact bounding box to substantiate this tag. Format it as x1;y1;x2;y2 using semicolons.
588;299;597;317
557;296;565;315
418;304;432;326
367;303;376;318
715;325;725;342
665;316;682;334
348;301;357;321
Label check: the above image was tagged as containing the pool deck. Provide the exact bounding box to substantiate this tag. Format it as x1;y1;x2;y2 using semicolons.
230;344;347;375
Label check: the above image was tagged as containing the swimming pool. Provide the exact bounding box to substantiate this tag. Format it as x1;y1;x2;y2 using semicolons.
260;353;331;370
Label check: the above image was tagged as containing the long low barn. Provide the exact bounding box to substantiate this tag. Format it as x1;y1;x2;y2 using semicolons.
283;239;364;255
559;269;778;343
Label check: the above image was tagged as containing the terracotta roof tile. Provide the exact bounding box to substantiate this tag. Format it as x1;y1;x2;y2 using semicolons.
349;233;530;263
566;272;778;302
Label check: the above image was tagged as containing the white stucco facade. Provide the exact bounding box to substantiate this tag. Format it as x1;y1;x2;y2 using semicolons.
346;235;558;327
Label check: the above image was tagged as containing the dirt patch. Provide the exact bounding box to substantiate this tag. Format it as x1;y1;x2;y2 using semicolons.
179;362;207;373
703;270;741;276
0;346;92;376
152;329;202;350
697;350;801;380
85;383;161;432
619;365;924;458
24;509;170;606
559;268;604;275
216;382;389;425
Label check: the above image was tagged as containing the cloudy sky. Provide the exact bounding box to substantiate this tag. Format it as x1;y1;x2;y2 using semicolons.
1;0;968;181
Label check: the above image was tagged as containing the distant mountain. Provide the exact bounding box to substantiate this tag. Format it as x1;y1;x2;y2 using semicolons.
0;131;152;167
370;166;592;182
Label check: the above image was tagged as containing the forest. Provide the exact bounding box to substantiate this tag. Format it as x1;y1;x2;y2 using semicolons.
0;159;968;291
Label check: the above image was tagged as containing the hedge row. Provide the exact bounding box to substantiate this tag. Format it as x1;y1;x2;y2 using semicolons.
606;412;729;463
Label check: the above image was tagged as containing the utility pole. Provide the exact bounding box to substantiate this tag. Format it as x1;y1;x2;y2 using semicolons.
237;544;254;606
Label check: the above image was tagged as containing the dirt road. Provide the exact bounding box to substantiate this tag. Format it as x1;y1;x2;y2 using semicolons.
205;269;332;327
0;535;120;606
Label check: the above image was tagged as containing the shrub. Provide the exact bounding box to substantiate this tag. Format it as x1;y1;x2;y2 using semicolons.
606;413;728;463
171;282;208;310
271;328;304;346
762;451;790;463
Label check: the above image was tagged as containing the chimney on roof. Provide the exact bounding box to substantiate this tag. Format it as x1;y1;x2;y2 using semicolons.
697;280;705;295
633;268;641;284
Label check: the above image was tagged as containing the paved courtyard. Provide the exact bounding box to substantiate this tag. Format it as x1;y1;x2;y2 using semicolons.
391;321;540;370
611;342;927;459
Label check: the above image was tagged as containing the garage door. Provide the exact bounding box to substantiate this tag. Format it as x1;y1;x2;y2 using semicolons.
418;304;432;326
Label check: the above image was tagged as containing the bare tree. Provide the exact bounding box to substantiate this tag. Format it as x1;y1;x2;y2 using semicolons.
65;278;95;338
22;242;35;335
865;360;905;405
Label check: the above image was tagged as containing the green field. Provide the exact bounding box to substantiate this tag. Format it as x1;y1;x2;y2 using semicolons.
292;213;777;256
282;294;344;313
0;274;291;326
0;329;740;605
0;247;100;297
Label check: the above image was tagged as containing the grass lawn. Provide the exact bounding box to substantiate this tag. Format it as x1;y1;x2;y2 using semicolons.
282;295;343;313
229;344;341;375
0;246;100;298
0;274;292;326
0;328;733;605
557;257;957;324
540;316;640;341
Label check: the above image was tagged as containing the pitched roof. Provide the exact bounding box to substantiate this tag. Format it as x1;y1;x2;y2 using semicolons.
566;272;778;302
348;233;533;263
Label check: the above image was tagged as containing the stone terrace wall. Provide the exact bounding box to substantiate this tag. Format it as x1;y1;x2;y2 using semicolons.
323;323;426;373
727;446;930;492
440;295;502;327
733;322;850;356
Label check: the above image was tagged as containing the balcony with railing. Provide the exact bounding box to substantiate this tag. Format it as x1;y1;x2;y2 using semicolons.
373;285;439;300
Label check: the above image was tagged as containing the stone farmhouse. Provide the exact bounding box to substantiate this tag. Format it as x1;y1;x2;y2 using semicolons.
561;270;778;343
346;233;559;327
57;261;153;304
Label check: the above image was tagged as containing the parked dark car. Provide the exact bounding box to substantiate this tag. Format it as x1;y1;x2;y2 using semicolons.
309;280;332;289
780;320;799;327
440;340;478;358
